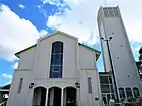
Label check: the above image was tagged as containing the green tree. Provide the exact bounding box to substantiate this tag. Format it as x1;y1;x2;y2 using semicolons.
1;84;11;89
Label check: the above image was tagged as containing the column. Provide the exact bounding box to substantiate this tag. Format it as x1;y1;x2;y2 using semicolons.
63;89;66;106
61;88;64;106
45;89;49;106
29;88;34;106
77;88;81;106
50;89;54;106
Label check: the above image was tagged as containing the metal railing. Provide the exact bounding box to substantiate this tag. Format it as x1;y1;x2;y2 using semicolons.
104;102;142;106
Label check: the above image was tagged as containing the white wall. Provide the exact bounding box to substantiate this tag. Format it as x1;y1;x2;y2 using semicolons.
33;33;78;79
7;70;31;106
18;47;35;69
79;70;102;106
104;17;141;88
98;23;111;72
79;45;97;69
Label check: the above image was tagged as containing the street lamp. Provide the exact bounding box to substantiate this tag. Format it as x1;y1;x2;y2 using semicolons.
101;37;119;103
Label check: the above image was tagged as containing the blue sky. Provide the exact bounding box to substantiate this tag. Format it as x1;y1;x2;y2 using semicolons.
0;0;142;86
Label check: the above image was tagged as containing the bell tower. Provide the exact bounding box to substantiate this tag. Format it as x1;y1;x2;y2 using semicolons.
97;6;142;101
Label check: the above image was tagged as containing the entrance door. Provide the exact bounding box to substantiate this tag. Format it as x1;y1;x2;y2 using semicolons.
64;87;77;106
48;87;61;106
32;87;46;106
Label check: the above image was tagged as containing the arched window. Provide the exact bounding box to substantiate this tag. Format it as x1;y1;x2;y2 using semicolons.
125;88;133;98
119;88;125;98
133;87;140;98
50;41;63;78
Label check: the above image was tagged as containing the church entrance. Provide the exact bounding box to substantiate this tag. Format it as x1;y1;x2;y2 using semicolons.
32;87;47;106
47;87;61;106
63;87;77;106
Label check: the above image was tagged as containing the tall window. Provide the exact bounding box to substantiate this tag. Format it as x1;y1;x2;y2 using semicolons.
133;87;140;98
126;88;133;98
88;77;92;94
18;78;23;93
50;41;63;78
119;88;125;98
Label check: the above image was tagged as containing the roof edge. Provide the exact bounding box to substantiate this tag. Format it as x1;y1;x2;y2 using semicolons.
78;43;101;60
15;44;37;58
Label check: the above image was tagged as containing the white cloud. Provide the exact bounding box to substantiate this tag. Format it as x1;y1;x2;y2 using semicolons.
46;0;142;45
40;29;48;35
2;73;12;79
13;62;18;69
42;0;63;6
0;4;46;61
18;4;25;9
46;0;103;44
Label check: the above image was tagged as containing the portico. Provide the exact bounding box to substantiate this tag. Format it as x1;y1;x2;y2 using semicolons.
32;86;77;106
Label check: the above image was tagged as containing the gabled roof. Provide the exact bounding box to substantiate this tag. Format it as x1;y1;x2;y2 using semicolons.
39;31;78;41
79;43;100;54
15;31;101;60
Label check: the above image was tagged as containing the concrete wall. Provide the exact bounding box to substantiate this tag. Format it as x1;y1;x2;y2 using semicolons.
18;47;35;69
33;33;78;79
7;70;31;106
98;23;111;72
79;70;102;106
79;45;97;69
104;17;141;88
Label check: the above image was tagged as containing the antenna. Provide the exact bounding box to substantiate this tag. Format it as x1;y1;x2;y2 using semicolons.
103;0;107;7
103;0;115;7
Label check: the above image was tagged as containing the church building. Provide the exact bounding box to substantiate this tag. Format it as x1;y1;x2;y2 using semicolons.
7;31;102;106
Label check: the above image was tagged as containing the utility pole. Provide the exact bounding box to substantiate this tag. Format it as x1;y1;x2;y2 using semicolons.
101;37;119;102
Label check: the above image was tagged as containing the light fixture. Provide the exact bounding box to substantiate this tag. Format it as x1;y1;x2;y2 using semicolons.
75;82;80;88
29;82;34;89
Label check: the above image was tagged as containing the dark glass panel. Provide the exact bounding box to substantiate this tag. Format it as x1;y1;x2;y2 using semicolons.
133;87;140;98
119;88;125;98
101;85;110;93
52;42;63;53
100;76;109;84
126;88;133;98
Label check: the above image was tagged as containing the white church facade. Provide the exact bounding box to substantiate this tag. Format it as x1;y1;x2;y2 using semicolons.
7;31;102;106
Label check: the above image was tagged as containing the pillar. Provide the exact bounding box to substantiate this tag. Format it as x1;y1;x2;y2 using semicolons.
63;89;66;106
45;89;49;106
61;88;64;106
77;88;81;106
50;88;54;106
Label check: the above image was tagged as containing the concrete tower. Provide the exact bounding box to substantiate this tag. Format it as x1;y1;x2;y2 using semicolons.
97;6;142;101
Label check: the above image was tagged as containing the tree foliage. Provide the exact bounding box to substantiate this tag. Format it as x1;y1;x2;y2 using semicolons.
1;84;11;89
